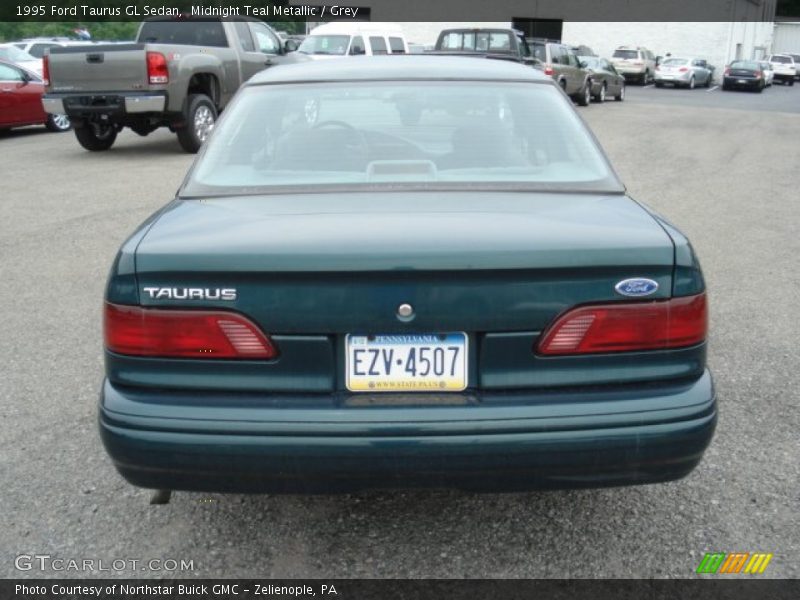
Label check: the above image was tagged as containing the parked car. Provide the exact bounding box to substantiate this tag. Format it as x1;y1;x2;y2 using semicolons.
611;46;657;84
99;57;714;497
654;57;714;89
577;56;626;102
0;44;42;76
788;53;800;80
43;16;307;153
722;60;766;92
0;60;70;133
758;61;775;86
528;39;593;106
298;22;408;58
766;54;796;85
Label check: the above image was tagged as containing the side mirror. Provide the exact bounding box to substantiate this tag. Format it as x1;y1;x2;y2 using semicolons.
284;39;298;53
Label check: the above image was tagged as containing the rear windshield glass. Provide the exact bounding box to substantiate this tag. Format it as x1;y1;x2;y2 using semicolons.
138;21;228;47
730;61;759;70
529;41;546;62
183;81;617;196
613;49;639;59
771;55;791;63
298;35;350;56
662;58;688;66
440;31;514;52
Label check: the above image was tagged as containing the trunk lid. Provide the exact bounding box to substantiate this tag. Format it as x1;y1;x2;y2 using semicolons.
134;192;675;334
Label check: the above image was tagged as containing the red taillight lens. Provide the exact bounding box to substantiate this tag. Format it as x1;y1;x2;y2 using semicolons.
42;54;50;86
724;68;731;75
536;293;707;356
544;65;554;76
146;51;169;84
679;67;689;72
104;303;278;359
754;71;762;77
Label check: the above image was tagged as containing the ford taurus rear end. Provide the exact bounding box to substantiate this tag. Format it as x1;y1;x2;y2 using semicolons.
99;57;715;494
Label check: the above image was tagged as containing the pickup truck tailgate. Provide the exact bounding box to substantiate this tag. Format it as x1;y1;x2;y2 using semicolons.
48;44;148;93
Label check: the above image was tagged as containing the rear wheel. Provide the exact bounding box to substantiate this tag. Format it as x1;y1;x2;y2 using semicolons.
789;79;795;87
655;81;664;88
45;113;71;133
176;94;217;154
614;83;625;101
688;76;696;89
74;121;117;151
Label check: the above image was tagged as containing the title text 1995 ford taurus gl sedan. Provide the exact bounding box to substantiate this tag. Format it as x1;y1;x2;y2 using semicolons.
100;57;715;496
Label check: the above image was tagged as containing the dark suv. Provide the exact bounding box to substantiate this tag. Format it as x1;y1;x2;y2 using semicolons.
527;39;593;106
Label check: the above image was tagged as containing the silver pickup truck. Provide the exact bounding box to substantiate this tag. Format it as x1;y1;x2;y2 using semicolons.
42;17;306;152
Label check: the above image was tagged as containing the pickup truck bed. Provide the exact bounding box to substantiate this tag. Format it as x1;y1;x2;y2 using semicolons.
43;17;306;153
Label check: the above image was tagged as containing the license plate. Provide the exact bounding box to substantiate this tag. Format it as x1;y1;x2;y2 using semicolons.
737;79;747;84
345;333;468;392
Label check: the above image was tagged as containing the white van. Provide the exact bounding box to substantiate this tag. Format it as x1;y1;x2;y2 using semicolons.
297;22;409;59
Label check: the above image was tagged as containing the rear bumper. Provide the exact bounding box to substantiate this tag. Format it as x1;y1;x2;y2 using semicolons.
723;76;762;88
42;92;167;118
99;371;716;493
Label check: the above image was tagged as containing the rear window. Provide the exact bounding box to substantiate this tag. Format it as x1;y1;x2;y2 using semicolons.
730;61;759;70
529;41;546;62
138;21;228;47
771;55;791;63
440;31;513;52
388;37;405;53
662;58;688;66
613;49;639;59
184;81;617;196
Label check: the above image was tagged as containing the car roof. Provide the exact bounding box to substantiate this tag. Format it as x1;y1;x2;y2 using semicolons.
248;56;551;85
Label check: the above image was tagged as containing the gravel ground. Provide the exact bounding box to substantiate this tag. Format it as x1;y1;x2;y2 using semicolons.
1;85;797;579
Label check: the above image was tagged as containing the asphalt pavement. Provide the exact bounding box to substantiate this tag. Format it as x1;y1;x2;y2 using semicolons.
1;85;798;579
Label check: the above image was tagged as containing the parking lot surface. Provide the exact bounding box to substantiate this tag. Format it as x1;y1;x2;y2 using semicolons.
1;88;798;578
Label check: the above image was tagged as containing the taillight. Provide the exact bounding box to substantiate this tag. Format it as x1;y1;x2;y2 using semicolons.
724;67;731;76
544;65;554;76
146;51;169;85
42;54;50;86
679;67;689;72
754;71;762;78
535;293;707;356
104;303;278;360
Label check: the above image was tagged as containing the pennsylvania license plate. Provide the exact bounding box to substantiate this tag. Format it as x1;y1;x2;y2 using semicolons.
345;333;468;392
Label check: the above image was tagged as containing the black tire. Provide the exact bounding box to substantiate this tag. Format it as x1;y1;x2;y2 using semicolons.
614;83;625;101
593;82;607;103
577;81;591;106
176;94;217;154
688;76;696;90
74;122;117;151
641;71;649;85
789;79;795;87
756;83;764;93
722;83;730;91
655;81;664;88
45;113;71;133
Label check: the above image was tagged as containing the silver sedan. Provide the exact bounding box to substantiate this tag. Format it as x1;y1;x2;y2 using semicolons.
654;57;714;88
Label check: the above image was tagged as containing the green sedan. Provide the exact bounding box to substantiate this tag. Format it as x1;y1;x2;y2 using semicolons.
100;57;715;497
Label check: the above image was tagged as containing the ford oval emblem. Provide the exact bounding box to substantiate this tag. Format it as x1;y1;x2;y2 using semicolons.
615;278;659;297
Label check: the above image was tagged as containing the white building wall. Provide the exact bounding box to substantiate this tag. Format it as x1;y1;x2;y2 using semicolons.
773;22;800;54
